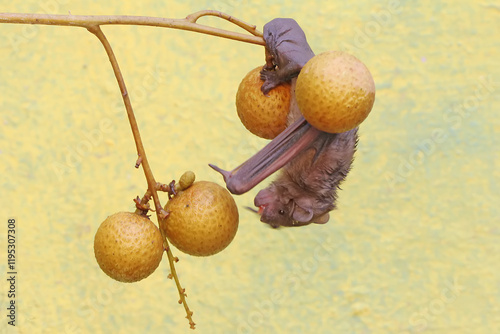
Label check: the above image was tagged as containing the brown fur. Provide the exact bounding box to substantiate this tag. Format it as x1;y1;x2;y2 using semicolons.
254;128;357;228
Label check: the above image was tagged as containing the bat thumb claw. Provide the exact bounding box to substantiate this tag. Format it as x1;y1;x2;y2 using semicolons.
209;163;248;195
208;163;231;182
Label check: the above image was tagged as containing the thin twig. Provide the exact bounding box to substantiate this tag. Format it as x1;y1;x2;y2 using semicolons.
0;10;264;45
86;25;195;329
185;9;261;36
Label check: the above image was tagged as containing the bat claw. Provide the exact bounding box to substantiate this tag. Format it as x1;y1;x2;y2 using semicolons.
208;164;231;182
209;163;248;195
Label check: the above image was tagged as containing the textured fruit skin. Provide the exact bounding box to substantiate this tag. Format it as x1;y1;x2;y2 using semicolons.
236;66;291;139
94;212;164;283
164;181;239;257
295;51;376;133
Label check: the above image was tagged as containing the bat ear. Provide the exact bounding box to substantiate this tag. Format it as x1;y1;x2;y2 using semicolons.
292;198;314;223
292;206;313;223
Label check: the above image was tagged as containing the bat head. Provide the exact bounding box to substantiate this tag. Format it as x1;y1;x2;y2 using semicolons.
254;187;294;228
254;184;330;228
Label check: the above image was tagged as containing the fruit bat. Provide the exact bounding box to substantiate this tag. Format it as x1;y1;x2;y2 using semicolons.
210;18;358;228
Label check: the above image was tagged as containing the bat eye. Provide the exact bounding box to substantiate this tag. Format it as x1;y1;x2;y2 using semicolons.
278;210;285;215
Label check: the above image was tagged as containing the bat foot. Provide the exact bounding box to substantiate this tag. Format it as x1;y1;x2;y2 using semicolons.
260;69;280;95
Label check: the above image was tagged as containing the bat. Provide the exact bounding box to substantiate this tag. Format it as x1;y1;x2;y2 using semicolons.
210;18;358;228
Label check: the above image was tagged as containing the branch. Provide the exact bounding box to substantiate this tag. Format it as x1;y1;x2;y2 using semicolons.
1;9;265;330
86;25;195;329
0;10;264;45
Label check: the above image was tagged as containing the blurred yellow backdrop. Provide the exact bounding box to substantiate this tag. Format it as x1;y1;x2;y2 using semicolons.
0;1;499;333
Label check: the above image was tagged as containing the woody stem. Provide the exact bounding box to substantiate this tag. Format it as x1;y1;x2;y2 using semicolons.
87;25;195;329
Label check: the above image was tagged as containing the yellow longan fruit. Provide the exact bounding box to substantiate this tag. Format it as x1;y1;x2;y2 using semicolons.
295;51;375;133
94;212;164;283
236;66;291;139
163;181;239;256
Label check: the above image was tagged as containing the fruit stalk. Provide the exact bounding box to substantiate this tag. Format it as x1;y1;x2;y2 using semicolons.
0;10;265;45
87;25;195;329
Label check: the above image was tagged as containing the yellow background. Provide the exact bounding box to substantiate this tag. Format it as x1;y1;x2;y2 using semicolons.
1;1;499;333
